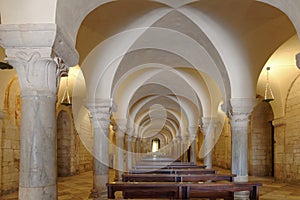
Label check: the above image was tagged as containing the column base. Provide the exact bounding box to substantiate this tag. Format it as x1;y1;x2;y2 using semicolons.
234;191;250;200
233;175;248;182
19;185;56;200
89;174;108;199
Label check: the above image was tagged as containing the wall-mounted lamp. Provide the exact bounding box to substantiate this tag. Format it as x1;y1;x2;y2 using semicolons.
263;67;274;102
60;75;72;106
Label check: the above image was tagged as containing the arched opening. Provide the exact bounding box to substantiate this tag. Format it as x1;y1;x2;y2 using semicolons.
57;110;72;177
151;138;160;152
249;101;274;176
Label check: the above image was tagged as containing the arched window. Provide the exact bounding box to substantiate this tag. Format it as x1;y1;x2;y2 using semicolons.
151;138;160;152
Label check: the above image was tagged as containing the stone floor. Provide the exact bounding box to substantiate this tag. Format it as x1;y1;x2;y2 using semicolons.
2;169;300;200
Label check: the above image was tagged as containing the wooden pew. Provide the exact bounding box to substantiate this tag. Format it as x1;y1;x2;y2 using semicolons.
129;168;216;175
136;161;198;166
134;165;206;169
106;181;262;199
122;173;236;182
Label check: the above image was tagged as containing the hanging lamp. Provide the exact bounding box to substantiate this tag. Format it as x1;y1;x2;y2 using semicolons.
60;75;72;106
263;67;274;102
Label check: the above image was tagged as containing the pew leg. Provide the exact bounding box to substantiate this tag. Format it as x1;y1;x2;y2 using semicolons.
250;186;259;200
107;187;115;199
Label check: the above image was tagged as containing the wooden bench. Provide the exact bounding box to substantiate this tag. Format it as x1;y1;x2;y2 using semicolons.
134;164;206;169
129;168;216;175
106;181;262;199
122;173;236;182
137;161;197;166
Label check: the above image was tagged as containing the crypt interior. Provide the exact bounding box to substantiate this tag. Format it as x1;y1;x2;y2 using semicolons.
1;0;300;199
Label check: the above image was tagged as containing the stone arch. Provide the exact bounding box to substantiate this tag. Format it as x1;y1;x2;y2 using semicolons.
57;110;74;177
249;101;274;176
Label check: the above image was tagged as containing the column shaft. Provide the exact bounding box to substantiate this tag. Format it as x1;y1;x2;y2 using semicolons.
87;101;112;199
19;94;57;200
115;133;124;180
202;118;218;169
126;135;132;171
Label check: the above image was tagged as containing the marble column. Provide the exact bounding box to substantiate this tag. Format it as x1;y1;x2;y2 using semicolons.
182;135;190;162
175;136;182;161
229;98;256;200
188;126;198;163
114;121;126;181
87;99;113;199
229;98;256;183
1;25;64;200
125;134;133;171
130;137;137;167
201;118;218;169
296;52;300;69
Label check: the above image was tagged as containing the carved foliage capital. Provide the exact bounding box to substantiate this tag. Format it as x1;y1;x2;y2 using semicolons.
228;98;257;123
88;104;112;129
6;51;58;96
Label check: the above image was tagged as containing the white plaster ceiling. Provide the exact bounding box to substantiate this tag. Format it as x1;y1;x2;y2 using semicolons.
68;0;298;139
1;0;300;141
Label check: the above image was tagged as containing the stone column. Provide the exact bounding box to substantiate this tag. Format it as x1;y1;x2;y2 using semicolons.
176;136;182;161
132;137;138;166
296;53;300;69
0;24;66;200
229;98;256;200
182;135;190;162
125;134;133;171
202;117;218;169
114;121;126;180
188;126;198;163
171;138;178;158
87;99;113;199
229;98;256;183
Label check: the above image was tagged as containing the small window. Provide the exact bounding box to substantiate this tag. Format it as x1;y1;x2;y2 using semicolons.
151;138;160;152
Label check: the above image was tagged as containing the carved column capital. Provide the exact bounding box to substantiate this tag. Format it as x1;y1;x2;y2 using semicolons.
0;24;69;97
86;99;113;129
114;119;127;138
229;98;257;123
125;134;133;142
187;126;198;142
201;117;219;135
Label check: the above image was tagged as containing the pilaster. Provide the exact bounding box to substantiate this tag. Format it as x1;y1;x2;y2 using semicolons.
0;109;5;195
272;117;286;180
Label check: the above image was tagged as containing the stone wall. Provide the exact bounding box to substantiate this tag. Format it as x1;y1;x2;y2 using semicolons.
249;102;273;176
212;118;231;169
283;75;300;181
56;107;93;175
1;76;20;196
